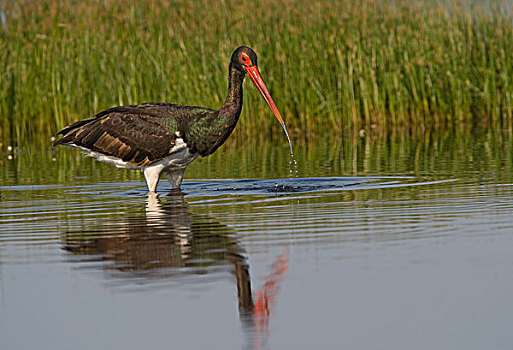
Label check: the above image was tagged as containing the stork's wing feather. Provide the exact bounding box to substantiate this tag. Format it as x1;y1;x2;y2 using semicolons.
53;107;177;167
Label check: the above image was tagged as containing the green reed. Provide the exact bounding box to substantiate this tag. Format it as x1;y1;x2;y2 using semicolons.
2;0;513;146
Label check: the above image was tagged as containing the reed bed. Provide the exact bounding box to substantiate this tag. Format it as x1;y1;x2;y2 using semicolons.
1;0;513;146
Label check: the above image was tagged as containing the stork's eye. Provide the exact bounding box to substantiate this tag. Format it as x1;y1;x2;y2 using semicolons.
240;53;250;66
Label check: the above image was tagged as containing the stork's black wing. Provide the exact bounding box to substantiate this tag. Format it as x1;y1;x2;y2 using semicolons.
53;105;178;167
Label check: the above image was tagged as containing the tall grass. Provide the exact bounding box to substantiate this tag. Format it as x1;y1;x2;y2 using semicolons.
2;0;513;146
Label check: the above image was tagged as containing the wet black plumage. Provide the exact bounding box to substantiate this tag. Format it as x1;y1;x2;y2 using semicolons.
53;46;284;192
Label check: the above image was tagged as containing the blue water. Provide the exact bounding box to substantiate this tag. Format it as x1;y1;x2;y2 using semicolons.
1;130;513;349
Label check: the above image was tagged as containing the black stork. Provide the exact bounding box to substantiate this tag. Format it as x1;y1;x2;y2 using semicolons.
53;46;288;193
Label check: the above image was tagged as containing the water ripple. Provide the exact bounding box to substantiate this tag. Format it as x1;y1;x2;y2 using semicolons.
1;176;513;267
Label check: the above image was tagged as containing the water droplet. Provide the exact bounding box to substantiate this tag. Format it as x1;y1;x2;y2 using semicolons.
279;121;294;157
279;121;299;178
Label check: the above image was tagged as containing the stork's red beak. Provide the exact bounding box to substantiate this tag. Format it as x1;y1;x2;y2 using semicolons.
245;65;284;125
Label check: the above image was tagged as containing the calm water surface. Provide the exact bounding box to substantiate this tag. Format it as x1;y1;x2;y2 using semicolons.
1;129;513;349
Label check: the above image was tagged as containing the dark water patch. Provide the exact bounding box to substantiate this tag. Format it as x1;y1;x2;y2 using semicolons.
182;177;373;196
178;176;457;197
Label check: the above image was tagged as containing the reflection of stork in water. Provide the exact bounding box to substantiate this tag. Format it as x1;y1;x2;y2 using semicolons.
61;193;287;349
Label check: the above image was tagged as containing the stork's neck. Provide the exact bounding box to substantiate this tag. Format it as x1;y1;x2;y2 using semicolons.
219;63;245;120
192;64;245;157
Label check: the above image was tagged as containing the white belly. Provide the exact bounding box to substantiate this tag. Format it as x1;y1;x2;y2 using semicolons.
72;138;197;170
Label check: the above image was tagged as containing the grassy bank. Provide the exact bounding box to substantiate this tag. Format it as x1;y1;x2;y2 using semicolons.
1;0;513;146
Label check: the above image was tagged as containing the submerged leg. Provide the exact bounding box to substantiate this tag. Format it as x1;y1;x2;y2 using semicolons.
143;166;164;193
165;167;187;190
